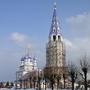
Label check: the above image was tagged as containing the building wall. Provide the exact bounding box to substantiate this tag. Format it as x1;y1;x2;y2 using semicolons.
46;40;65;67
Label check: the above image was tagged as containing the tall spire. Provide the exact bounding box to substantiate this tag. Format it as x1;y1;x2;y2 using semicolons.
49;2;61;37
53;2;57;17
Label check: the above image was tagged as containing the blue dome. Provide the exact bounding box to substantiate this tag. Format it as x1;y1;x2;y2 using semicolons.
21;57;25;61
33;57;36;60
21;55;32;61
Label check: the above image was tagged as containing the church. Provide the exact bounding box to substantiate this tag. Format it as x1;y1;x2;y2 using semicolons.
46;3;65;68
16;54;38;81
44;3;67;88
15;3;68;89
16;53;41;88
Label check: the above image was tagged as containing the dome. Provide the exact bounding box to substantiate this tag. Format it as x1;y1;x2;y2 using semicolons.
21;55;32;62
21;57;25;61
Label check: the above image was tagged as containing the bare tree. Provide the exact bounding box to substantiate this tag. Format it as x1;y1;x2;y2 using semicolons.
63;73;66;89
56;74;61;90
68;63;78;90
33;76;36;88
80;56;90;90
43;74;47;90
44;67;57;90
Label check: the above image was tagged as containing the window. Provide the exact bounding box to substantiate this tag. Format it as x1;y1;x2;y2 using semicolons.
58;35;60;40
53;35;56;41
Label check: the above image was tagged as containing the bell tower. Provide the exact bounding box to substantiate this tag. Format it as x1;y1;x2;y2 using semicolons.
46;3;65;68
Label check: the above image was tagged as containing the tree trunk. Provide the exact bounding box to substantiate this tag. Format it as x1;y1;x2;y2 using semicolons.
23;80;25;89
20;80;22;88
45;79;46;90
51;82;54;90
38;79;41;90
72;81;74;90
84;73;87;90
57;79;59;90
71;78;74;90
33;81;35;88
64;78;65;88
29;78;32;88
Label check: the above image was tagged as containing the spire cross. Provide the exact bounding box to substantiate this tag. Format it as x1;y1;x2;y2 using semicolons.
54;2;56;10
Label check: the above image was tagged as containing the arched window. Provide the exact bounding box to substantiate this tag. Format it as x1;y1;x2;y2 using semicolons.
53;35;56;41
58;35;60;40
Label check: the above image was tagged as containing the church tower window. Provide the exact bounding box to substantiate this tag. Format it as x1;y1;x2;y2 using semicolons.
53;35;56;41
58;35;60;40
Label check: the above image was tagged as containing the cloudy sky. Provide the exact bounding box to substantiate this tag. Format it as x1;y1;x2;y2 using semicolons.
0;0;90;81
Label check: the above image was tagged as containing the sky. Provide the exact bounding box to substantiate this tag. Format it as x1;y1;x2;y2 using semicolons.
0;0;90;81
